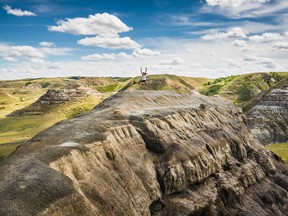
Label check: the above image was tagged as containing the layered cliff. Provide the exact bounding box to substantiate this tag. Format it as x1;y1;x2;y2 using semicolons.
0;90;287;216
247;84;288;145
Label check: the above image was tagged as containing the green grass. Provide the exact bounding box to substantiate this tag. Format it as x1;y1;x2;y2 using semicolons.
200;72;288;110
96;84;120;92
0;93;108;158
266;142;288;163
0;142;23;160
0;114;62;145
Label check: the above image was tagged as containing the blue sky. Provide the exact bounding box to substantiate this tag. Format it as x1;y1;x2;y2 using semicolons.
0;0;287;80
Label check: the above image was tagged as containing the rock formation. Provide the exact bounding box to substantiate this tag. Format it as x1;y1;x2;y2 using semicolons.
247;84;288;145
8;88;100;116
0;90;287;216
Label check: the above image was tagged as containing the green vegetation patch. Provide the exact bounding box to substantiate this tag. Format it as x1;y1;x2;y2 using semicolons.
113;77;132;82
96;84;120;92
266;142;288;163
0;142;22;160
201;75;239;96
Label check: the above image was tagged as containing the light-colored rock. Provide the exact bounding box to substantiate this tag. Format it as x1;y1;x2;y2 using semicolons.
0;90;287;216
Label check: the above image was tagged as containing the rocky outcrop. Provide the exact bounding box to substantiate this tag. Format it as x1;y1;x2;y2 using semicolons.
0;90;287;216
247;84;288;145
8;88;100;116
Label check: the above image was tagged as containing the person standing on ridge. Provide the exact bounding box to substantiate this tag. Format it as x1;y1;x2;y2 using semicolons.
139;67;148;85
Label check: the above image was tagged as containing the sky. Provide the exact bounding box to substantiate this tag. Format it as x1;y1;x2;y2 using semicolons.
0;0;287;80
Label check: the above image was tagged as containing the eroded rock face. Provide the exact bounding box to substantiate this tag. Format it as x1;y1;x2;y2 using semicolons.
247;85;288;145
0;90;287;216
8;88;100;116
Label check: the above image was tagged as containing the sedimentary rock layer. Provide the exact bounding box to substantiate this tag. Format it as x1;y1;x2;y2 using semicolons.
0;90;287;216
247;84;288;145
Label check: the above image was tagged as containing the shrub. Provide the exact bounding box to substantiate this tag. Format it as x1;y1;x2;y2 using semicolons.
25;81;32;86
41;82;51;88
236;83;253;103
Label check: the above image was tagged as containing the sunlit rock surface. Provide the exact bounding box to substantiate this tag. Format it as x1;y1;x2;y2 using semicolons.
0;90;287;216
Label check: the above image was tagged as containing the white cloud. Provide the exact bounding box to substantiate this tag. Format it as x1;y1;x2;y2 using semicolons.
243;55;277;68
78;36;141;49
202;27;246;40
161;57;184;65
0;46;44;62
132;48;161;57
249;32;288;43
2;37;288;80
232;40;247;47
48;13;141;50
48;13;132;37
190;63;202;68
81;48;161;61
205;0;270;8
118;52;131;58
39;42;55;47
0;44;72;63
39;47;73;56
3;5;36;16
272;42;288;50
82;53;115;61
204;0;288;19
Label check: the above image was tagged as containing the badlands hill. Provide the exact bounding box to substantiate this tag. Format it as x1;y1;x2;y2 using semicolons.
0;72;287;160
0;75;209;159
0;90;288;215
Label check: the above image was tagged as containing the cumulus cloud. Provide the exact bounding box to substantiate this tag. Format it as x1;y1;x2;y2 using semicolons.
81;48;161;61
249;32;288;43
82;53;115;61
78;36;141;49
161;57;184;65
204;0;273;17
132;48;161;57
0;44;72;62
272;42;288;50
49;13;141;50
39;42;55;47
48;13;132;37
39;47;73;56
3;5;36;16
232;40;247;47
202;27;246;40
0;46;44;62
243;55;276;68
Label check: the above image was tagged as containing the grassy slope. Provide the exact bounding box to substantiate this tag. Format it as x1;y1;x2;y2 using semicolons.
120;74;212;93
0;76;117;117
266;142;288;163
0;77;117;159
0;94;108;158
200;72;288;111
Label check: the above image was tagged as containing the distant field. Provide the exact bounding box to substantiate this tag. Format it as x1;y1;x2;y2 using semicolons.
0;94;108;160
266;142;288;163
